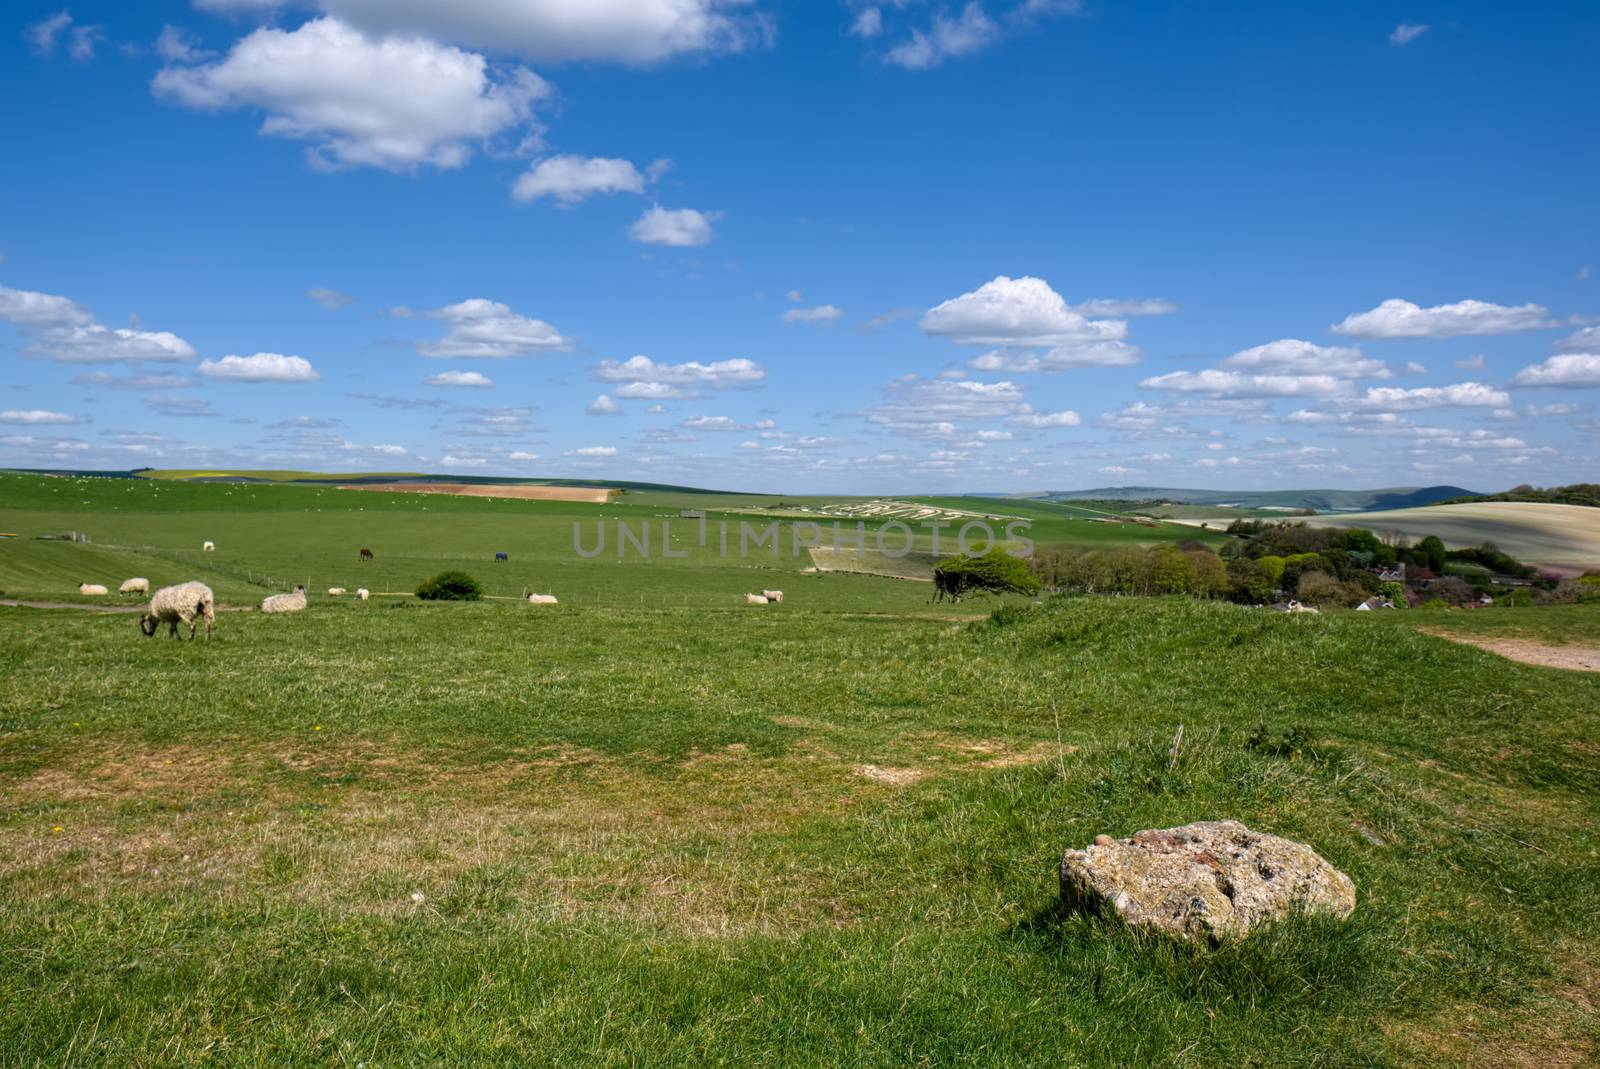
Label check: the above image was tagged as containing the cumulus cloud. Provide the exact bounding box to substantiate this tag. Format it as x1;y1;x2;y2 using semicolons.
1353;382;1513;409
0;282;196;364
886;3;998;69
863;375;1065;440
198;352;321;382
513;155;657;204
156;25;212;63
1008;407;1081;428
1139;369;1349;399
968;340;1140;372
307;286;354;310
922;276;1126;347
628;205;719;246
566;445;617;457
1331;298;1553;339
1555;326;1600;353
588;393;622;415
152;18;551;171
1218;338;1389;380
782;304;842;325
425;370;494;388
0;409;78;425
681;414;747;431
1389;22;1429;46
1511;353;1600;388
592;355;764;390
316;0;764;63
416;298;575;358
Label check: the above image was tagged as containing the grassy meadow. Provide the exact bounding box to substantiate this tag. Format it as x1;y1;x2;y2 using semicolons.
1;473;1597;1065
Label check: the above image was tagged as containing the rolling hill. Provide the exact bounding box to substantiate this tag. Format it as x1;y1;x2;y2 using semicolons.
1013;485;1479;513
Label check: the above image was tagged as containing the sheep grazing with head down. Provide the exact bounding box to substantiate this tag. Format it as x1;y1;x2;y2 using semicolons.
261;585;307;614
140;581;215;640
761;589;784;603
202;541;215;552
120;578;150;595
79;583;109;596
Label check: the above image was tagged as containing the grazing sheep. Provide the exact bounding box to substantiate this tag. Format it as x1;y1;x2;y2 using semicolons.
359;548;374;561
79;583;109;596
761;589;784;603
140;580;214;640
495;551;509;562
745;593;769;605
202;541;215;552
120;578;150;595
527;593;559;605
356;588;370;600
327;587;346;596
261;585;307;614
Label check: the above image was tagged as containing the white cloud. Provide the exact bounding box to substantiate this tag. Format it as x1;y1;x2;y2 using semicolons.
318;0;763;63
156;25;212;63
850;7;883;38
513;155;650;205
566;445;618;457
588;393;622;415
508;450;540;461
922;275;1125;347
629;205;719;246
782;304;842;325
153;18;550;171
72;371;194;390
1331;298;1553;339
1219;338;1389;380
681;415;747;431
198;352;321;382
0;409;78;425
968;340;1140;372
1008;407;1081;428
614;381;690;400
307;286;354;310
1354;382;1513;409
864;375;1038;440
886;3;998;69
146;395;221;418
1511;353;1600;388
27;12;102;61
862;307;915;330
1555;326;1600;353
1;283;196;364
416;298;575;358
441;454;488;467
1389;22;1429;46
1069;298;1178;317
1139;369;1349;399
1453;354;1486;371
425;370;495;388
592;355;764;389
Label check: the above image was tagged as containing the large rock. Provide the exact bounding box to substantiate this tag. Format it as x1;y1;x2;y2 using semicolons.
1059;820;1355;942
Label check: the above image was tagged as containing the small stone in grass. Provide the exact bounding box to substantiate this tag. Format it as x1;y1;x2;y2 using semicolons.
410;891;425;904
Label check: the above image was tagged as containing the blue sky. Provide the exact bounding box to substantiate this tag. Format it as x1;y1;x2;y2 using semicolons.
2;0;1597;493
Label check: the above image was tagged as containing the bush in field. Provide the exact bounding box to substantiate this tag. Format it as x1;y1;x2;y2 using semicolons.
1296;572;1368;608
416;570;483;601
934;548;1041;601
1380;580;1407;606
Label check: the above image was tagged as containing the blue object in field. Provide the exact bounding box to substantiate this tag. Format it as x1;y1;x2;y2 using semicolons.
495;551;508;561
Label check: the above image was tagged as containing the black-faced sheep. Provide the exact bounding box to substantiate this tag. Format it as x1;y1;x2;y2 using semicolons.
140;581;215;640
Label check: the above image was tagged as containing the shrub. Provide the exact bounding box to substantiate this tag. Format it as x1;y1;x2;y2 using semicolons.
1296;572;1367;608
416;570;483;601
934;548;1042;601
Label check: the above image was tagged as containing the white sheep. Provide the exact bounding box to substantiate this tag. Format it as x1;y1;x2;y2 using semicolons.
527;593;559;605
356;588;370;600
327;587;346;596
119;578;150;595
202;541;215;552
79;583;109;596
745;593;769;605
761;589;784;603
261;586;307;614
140;580;215;640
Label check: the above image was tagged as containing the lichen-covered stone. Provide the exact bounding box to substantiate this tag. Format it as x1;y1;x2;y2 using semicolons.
1060;819;1355;942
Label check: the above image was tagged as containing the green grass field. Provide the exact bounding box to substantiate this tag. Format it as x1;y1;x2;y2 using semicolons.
1;473;1597;1065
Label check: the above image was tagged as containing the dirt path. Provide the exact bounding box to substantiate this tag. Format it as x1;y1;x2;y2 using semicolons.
1420;628;1600;673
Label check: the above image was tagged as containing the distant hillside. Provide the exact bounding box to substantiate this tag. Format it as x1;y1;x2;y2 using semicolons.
1435;483;1600;509
1015;485;1479;513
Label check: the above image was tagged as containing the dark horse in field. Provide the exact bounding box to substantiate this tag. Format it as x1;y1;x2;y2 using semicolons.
359;548;374;561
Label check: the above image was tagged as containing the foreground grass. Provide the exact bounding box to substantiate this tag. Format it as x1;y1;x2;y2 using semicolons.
1;599;1597;1065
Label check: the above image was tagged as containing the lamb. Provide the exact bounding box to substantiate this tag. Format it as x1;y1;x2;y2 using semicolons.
761;589;784;603
327;587;346;596
356;588;370;600
745;593;769;605
527;593;558;605
119;578;150;595
261;585;307;614
202;541;215;552
79;583;109;596
140;580;215;640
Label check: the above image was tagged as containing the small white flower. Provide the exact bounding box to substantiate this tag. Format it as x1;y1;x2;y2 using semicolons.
410;891;425;904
